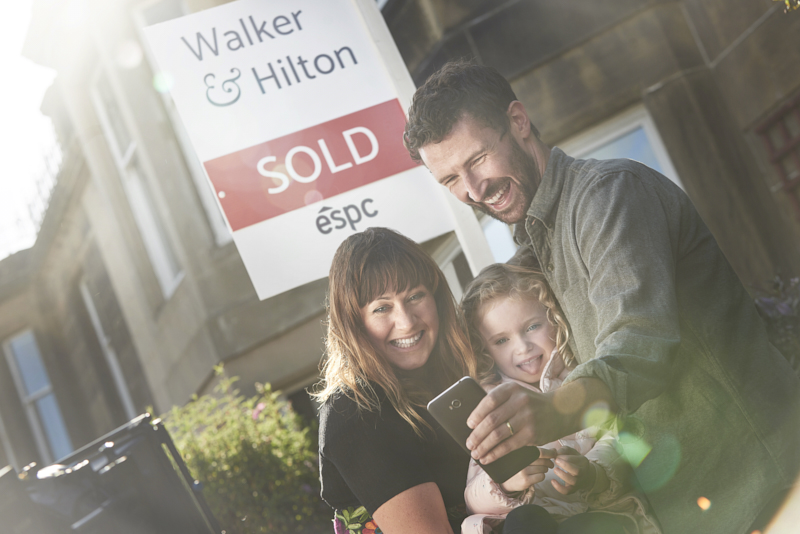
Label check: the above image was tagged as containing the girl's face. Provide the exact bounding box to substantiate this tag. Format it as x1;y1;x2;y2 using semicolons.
360;285;440;371
477;296;561;385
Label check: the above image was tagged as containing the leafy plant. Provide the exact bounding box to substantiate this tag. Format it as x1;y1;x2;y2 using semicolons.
334;506;382;534
754;276;800;373
775;0;799;13
159;366;330;533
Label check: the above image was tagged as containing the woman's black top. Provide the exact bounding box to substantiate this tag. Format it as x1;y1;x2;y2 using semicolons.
319;385;470;533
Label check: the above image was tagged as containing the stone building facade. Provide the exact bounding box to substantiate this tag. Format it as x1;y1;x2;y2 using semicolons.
384;0;800;288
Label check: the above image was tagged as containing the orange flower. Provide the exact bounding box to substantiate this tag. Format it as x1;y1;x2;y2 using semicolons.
364;520;378;534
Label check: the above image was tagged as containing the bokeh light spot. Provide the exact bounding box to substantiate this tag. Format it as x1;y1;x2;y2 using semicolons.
218;191;226;199
619;431;652;467
304;189;323;205
582;403;612;428
153;72;174;93
697;496;711;511
635;433;682;492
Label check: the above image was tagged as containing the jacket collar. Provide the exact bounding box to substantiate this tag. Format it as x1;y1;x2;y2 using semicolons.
514;147;570;240
497;349;569;394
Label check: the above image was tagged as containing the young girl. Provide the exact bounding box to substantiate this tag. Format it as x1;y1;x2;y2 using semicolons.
459;262;660;534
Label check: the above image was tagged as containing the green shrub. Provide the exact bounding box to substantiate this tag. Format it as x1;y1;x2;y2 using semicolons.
160;367;330;533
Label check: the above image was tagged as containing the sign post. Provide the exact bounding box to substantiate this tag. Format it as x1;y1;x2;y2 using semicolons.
145;0;493;300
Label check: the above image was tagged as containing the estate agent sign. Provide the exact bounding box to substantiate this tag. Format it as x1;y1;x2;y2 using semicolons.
145;0;490;299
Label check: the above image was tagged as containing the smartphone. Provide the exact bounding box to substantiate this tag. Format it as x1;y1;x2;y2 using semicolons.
427;376;540;483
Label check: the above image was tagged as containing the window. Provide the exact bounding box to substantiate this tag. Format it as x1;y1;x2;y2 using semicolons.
3;330;73;464
756;94;800;220
79;278;137;421
92;69;183;298
559;106;682;190
430;235;475;301
133;0;233;246
482;217;517;263
0;410;16;470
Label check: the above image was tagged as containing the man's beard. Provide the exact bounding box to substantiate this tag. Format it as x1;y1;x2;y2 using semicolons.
475;138;539;225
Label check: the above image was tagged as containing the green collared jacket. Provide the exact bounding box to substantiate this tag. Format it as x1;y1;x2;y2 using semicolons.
513;148;800;534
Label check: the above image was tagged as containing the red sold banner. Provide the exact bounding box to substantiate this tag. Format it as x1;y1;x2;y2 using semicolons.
204;99;415;232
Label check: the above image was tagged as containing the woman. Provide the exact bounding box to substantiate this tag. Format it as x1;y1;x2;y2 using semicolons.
315;228;486;534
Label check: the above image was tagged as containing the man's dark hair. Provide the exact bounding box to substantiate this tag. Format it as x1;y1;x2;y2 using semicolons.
404;60;522;162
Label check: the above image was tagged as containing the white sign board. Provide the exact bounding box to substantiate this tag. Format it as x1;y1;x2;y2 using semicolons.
144;0;464;299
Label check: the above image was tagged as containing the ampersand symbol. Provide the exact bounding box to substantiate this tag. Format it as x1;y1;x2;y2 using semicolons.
204;68;242;107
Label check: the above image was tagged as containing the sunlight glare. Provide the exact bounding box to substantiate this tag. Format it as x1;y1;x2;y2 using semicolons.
0;0;59;259
116;40;143;70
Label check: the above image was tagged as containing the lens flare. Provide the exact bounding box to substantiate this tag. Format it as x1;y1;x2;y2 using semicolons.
618;431;652;467
304;190;323;205
65;0;89;28
582;404;612;428
635;433;682;492
616;416;650;467
116;41;143;70
153;72;174;93
697;497;711;511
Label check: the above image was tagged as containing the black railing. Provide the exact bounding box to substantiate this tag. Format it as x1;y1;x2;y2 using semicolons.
0;413;222;534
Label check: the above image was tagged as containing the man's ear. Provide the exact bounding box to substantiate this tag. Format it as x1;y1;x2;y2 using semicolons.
507;101;532;140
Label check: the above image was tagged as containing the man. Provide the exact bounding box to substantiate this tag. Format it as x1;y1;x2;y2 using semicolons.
404;61;800;533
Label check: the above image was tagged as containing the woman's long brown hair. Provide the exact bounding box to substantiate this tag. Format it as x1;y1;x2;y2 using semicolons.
313;228;477;436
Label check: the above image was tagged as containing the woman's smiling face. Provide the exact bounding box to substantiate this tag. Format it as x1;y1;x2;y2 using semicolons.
478;296;560;385
360;284;440;371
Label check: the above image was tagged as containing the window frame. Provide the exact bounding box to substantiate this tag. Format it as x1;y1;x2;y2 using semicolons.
90;67;184;299
430;235;467;302
480;215;517;263
3;329;73;465
755;93;800;220
558;106;683;190
0;405;17;471
79;277;137;421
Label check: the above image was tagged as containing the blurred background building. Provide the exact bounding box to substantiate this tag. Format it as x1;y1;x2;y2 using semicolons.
0;0;798;471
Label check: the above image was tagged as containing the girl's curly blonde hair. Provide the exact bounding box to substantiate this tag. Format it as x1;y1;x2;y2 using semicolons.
460;262;574;385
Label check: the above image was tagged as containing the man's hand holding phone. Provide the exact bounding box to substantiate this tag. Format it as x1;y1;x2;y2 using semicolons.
427;377;542;483
465;378;619;465
465;381;563;464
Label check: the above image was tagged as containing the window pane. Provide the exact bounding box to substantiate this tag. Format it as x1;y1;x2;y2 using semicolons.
583;126;664;174
483;218;518;263
768;124;786;151
782;154;799;181
35;393;73;461
95;73;133;158
9;331;50;396
126;157;181;294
